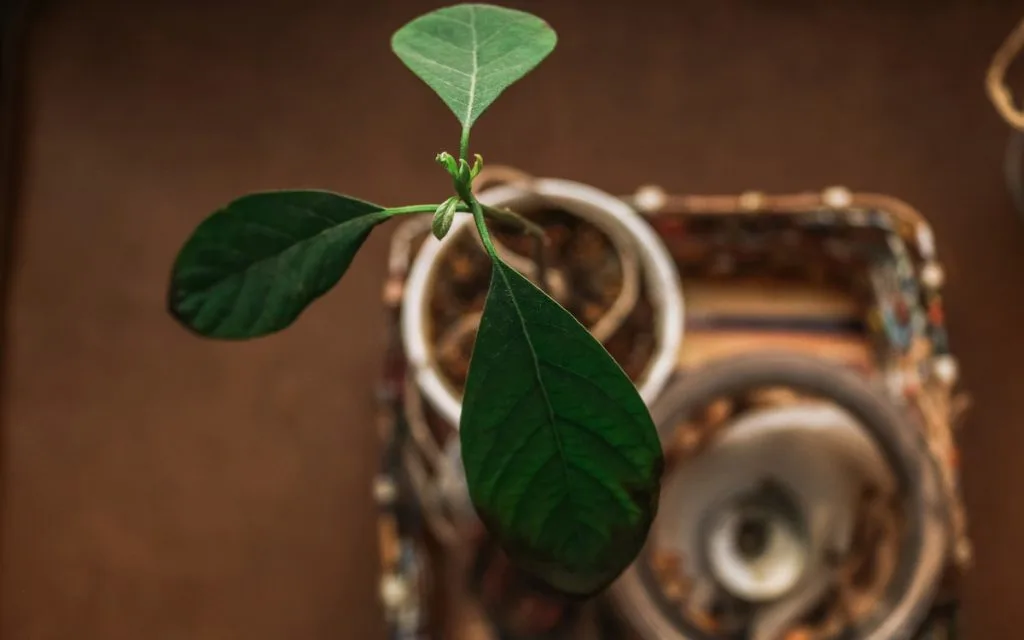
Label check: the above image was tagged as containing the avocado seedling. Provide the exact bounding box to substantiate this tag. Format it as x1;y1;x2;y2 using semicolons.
167;3;662;597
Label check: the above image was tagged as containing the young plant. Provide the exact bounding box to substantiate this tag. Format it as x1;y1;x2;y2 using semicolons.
167;3;662;597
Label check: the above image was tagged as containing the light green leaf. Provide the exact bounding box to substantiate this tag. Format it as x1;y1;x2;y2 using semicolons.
459;259;663;596
168;190;387;339
391;3;557;129
432;196;459;240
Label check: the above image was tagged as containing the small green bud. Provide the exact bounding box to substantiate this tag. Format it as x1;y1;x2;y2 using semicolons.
435;151;458;177
432;196;459;240
457;158;473;184
470;154;483;179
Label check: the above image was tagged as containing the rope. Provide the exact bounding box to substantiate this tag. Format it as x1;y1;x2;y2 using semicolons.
470;165;642;343
987;14;1024;131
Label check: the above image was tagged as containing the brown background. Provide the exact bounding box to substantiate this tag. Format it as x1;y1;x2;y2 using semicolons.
2;0;1023;638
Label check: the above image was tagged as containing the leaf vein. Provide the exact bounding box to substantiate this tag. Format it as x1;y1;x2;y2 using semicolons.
193;271;245;333
465;4;478;125
538;358;645;428
412;28;475;54
460;337;514;418
480;412;548;504
431;13;472;27
285;204;343;228
507;455;560;527
242;219;299;244
476;22;514;49
494;264;575;527
396;49;472;78
419;74;470;103
183;212;384;300
477;60;535;84
557;413;640;474
477;47;530;76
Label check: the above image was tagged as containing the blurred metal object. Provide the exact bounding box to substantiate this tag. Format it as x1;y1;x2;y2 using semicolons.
987;15;1024;219
374;170;969;639
611;354;949;640
986;14;1024;132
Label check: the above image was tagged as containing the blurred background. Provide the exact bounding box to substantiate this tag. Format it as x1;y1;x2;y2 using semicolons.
2;0;1023;638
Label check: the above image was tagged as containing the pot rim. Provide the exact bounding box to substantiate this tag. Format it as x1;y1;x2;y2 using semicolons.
400;177;685;428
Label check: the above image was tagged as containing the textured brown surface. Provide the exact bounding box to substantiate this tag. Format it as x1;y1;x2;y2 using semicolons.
3;0;1024;638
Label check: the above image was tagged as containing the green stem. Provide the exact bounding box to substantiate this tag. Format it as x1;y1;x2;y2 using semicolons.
480;204;549;292
381;204;446;216
469;196;550;292
383;202;485;217
467;195;499;260
459;126;471;161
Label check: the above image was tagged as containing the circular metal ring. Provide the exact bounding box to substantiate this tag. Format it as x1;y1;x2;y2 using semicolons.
609;352;950;640
401;177;685;428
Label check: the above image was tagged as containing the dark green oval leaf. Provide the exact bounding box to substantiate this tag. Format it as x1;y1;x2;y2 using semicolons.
391;4;557;129
168;190;387;339
459;259;663;596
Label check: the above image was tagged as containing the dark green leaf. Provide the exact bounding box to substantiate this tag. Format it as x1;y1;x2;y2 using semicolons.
459;259;663;596
391;3;557;128
168;190;387;339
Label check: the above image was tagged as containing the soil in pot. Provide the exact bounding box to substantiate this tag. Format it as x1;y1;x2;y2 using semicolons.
426;206;657;397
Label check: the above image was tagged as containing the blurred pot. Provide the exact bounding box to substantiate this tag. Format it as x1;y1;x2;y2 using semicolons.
400;177;685;429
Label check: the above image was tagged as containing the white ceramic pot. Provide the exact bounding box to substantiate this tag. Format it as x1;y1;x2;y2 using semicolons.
400;177;685;428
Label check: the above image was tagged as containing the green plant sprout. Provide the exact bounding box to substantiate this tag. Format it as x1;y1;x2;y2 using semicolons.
167;3;662;597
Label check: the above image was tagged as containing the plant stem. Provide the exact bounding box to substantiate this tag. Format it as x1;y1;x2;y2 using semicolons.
481;205;549;292
459;126;471;161
385;201;550;292
452;125;549;291
382;204;448;216
468;196;499;260
469;199;550;292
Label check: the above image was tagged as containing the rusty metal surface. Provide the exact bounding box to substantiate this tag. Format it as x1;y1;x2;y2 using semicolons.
2;0;1023;638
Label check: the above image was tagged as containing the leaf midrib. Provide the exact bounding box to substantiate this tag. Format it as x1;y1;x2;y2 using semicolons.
465;4;478;127
495;263;575;525
180;210;386;299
